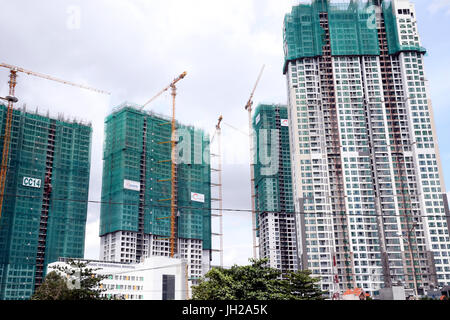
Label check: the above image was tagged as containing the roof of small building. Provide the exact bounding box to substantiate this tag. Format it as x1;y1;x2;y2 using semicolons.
343;288;370;297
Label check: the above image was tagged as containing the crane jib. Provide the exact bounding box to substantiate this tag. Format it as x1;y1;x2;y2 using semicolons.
0;63;110;95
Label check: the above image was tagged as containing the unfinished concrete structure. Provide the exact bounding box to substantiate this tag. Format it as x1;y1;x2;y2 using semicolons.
284;0;450;298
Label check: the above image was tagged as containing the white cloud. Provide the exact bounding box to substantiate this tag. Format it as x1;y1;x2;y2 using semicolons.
223;244;253;267
427;0;450;15
83;215;100;260
0;0;296;265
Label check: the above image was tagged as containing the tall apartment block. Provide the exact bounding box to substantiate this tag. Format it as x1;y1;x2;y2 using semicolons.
252;104;298;273
283;0;450;297
0;105;92;300
100;103;212;287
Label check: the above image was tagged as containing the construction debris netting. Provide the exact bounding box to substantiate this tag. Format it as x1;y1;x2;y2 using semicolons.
100;104;212;250
284;0;426;71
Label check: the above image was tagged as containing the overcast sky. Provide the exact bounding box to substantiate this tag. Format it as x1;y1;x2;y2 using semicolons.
0;0;449;267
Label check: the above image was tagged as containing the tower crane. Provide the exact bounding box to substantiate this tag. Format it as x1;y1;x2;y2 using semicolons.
245;65;265;259
140;71;187;110
141;71;187;258
0;62;110;220
210;115;224;267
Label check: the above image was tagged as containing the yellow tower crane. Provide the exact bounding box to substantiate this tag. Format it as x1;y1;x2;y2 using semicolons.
140;71;187;258
0;62;110;220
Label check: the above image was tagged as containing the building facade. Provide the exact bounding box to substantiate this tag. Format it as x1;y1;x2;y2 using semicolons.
283;0;450;297
0;105;92;300
48;256;187;300
99;103;211;290
252;104;298;273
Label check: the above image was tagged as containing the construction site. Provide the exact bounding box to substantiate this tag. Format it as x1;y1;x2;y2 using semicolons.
0;104;92;299
99;101;212;292
0;60;229;299
0;63;109;299
252;104;298;274
283;0;450;298
0;0;450;303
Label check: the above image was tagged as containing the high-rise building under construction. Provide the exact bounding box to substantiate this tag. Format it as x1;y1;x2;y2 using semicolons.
0;105;92;300
283;0;450;297
252;104;298;273
99;103;212;288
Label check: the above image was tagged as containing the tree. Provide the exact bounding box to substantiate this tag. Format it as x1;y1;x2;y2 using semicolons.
283;269;324;300
32;259;109;300
191;259;325;300
31;271;70;300
55;259;108;300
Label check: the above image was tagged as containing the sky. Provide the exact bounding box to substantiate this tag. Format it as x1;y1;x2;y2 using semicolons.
0;0;449;267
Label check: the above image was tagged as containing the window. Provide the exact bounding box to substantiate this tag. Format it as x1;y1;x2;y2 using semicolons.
162;275;175;300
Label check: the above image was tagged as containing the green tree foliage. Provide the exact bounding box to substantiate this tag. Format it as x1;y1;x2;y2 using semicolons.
283;269;325;300
191;259;325;300
32;259;109;300
58;259;108;300
31;271;70;300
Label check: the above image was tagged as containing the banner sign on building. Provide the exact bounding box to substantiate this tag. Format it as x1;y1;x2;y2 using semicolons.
23;177;41;189
124;179;141;192
255;114;261;125
281;119;289;127
191;192;205;203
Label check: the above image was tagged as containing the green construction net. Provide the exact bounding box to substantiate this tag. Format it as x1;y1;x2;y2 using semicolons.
284;0;426;71
252;104;294;236
382;1;426;55
328;1;380;56
283;2;325;66
0;105;92;300
100;104;211;249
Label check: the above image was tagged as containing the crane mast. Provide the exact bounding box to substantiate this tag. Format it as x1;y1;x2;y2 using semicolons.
0;70;18;219
169;83;178;258
141;71;187;258
210;115;224;267
217;116;223;267
245;65;265;259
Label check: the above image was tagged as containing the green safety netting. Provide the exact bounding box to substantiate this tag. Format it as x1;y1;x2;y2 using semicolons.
382;1;426;55
283;0;426;72
328;1;380;56
283;2;325;72
100;104;211;249
0;105;91;300
252;104;294;236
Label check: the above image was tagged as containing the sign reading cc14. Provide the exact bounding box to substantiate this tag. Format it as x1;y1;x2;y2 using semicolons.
23;177;42;189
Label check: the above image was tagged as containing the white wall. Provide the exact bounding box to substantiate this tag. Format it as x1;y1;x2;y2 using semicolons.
47;256;187;300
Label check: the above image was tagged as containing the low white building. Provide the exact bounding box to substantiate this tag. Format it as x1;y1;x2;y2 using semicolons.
379;286;407;300
47;256;188;300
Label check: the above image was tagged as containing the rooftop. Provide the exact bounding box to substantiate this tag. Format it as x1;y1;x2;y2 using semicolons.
0;103;92;127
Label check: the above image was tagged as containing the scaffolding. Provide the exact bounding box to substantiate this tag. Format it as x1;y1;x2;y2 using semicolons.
210;116;224;267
